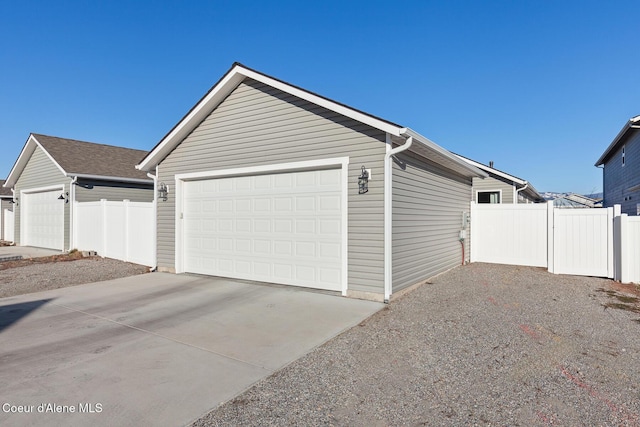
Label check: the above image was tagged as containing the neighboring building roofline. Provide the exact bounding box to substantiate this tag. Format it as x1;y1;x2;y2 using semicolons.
453;153;544;201
71;173;152;184
595;115;640;166
137;63;487;179
4;133;150;187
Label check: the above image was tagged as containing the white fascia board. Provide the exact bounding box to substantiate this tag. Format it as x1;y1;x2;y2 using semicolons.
5;134;68;187
455;154;524;184
403;128;488;178
240;67;403;137
137;70;246;172
69;173;153;185
137;64;404;172
595;115;640;166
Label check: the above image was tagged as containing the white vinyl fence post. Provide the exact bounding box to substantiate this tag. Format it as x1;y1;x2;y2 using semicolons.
101;199;107;258
608;206;619;279
547;200;554;273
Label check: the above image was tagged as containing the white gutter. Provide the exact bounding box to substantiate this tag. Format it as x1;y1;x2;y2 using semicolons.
147;168;158;270
516;181;529;203
69;176;78;250
68;173;153;185
383;134;413;303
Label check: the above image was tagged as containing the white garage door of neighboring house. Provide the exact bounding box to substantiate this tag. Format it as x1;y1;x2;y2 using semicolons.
23;189;64;250
182;169;343;292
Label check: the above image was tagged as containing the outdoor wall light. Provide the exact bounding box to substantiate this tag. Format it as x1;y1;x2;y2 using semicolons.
58;192;69;203
158;182;169;202
358;165;369;194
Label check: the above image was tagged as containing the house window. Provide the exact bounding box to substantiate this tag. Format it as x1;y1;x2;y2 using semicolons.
622;145;625;167
478;191;501;204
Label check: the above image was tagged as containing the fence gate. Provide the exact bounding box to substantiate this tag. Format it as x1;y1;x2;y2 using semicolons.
552;208;613;278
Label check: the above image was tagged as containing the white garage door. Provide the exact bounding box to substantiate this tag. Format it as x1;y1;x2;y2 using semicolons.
23;190;64;250
182;169;343;291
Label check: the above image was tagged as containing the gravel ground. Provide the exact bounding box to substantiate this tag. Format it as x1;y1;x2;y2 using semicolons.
0;256;149;298
194;263;640;427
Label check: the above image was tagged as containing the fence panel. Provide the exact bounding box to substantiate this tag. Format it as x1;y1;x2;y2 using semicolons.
126;202;156;267
74;200;155;267
616;215;640;284
470;202;548;267
3;209;14;242
553;208;612;278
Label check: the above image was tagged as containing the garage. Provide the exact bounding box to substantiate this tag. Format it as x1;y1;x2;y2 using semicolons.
22;189;64;250
181;168;344;291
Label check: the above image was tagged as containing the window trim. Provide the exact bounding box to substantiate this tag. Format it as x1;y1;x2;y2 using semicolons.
476;189;502;204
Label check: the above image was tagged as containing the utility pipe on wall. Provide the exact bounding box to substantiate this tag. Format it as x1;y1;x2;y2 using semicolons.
383;134;413;303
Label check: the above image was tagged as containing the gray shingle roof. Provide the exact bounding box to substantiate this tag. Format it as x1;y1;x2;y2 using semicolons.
0;180;12;196
33;134;150;181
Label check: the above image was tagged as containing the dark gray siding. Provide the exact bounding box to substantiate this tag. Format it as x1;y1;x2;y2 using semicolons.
603;129;640;215
14;146;69;249
472;175;514;204
75;179;153;202
392;150;472;292
157;78;387;295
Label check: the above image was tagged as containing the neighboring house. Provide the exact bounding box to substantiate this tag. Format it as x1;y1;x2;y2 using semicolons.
553;193;602;209
137;63;487;302
0;179;13;241
595;115;640;215
3;134;153;251
454;154;544;204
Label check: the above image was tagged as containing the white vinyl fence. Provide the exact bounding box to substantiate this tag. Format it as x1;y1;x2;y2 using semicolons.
74;200;155;267
614;214;640;284
3;209;14;242
470;203;548;267
471;202;640;283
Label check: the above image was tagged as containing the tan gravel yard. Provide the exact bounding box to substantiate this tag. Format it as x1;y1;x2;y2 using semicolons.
0;254;149;298
194;263;640;427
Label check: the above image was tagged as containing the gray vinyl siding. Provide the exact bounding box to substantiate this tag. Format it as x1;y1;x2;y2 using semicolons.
14;146;69;250
472;175;515;204
392;150;473;292
603;129;640;215
0;199;12;240
75;179;153;202
157;78;387;294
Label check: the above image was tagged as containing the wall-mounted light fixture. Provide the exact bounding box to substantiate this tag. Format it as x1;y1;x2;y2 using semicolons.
158;182;169;202
58;192;69;203
358;166;369;194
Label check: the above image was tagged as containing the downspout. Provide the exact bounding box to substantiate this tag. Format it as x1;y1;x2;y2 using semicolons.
69;176;78;251
147;169;158;271
516;181;529;203
384;134;413;303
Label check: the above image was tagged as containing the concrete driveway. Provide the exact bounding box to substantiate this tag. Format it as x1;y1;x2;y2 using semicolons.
0;273;382;427
0;246;63;262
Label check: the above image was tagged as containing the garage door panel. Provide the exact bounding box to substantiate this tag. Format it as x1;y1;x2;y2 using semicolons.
183;169;343;291
23;190;64;250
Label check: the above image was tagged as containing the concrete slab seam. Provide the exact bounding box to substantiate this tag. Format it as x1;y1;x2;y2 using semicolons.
48;301;273;372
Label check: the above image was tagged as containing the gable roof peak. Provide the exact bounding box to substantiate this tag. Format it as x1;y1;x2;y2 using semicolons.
4;133;152;187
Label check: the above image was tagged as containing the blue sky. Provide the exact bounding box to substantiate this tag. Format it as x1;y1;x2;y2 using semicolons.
1;1;637;194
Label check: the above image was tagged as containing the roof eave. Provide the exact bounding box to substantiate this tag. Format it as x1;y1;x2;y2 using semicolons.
137;63;405;172
595;115;640;166
399;129;488;178
5;134;68;187
70;173;153;185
